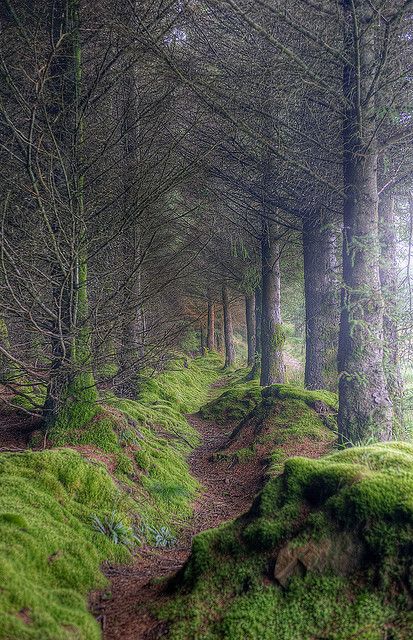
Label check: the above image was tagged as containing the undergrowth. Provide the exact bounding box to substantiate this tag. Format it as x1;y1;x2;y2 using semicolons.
159;443;413;639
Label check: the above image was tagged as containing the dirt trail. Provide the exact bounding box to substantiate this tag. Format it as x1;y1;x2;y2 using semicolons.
91;413;264;640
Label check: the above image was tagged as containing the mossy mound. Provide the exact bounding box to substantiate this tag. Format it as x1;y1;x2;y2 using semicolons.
0;449;134;640
219;384;337;471
159;442;413;639
46;354;222;535
200;379;262;424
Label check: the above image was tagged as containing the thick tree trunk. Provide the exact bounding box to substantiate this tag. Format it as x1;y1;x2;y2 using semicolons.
43;0;97;429
338;0;393;444
207;296;215;351
117;42;145;398
245;293;256;367
379;190;404;429
260;217;285;386
222;283;235;368
303;214;339;390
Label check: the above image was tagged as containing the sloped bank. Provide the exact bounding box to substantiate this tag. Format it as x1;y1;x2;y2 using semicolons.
156;413;413;638
210;383;338;472
0;354;222;640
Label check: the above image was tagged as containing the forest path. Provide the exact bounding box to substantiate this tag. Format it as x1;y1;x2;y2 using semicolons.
92;408;263;640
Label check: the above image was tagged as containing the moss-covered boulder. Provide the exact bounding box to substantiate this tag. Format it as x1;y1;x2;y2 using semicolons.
158;443;413;639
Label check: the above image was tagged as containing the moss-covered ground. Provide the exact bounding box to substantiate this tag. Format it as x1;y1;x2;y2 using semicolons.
0;449;133;640
200;370;262;424
215;384;338;471
0;353;223;640
158;442;413;639
45;353;222;533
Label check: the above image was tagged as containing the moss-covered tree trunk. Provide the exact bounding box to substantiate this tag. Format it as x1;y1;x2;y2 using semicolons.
207;294;215;351
245;293;255;367
260;216;285;386
338;0;393;444
303;213;339;390
379;189;404;430
43;0;97;429
222;282;235;368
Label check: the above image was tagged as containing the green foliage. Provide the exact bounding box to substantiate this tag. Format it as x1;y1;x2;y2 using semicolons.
91;511;139;548
138;522;177;548
45;353;222;533
0;449;133;640
52;415;121;453
159;443;413;639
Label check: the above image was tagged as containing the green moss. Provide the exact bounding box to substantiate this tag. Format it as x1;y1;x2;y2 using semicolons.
200;380;261;424
0;449;134;640
0;353;226;638
49;372;99;441
158;443;413;639
270;323;286;351
262;384;338;411
115;452;135;477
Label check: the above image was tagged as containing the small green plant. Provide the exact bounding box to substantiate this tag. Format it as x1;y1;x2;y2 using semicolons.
92;512;140;549
138;521;177;548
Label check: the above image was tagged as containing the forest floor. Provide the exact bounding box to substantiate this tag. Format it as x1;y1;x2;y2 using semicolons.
90;406;264;640
0;391;41;451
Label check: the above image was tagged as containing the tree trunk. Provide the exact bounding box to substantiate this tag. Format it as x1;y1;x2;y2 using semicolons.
200;324;206;356
379;189;404;429
260;217;285;386
207;296;215;351
119;234;145;398
245;293;255;367
43;0;97;429
117;32;146;399
247;286;262;380
338;0;393;444
222;283;235;368
303;213;339;390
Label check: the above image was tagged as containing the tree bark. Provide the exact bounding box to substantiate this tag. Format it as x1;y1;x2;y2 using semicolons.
338;0;393;444
200;324;206;356
260;217;285;386
207;295;215;351
222;283;235;368
247;286;262;380
303;213;339;390
117;24;146;399
245;293;256;367
379;189;404;429
43;0;97;428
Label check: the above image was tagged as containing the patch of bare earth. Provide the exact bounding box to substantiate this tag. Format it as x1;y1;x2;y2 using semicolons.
0;387;42;451
90;413;264;640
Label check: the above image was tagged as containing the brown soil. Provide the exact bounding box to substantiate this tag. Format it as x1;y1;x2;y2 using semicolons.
0;387;42;451
90;413;264;640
